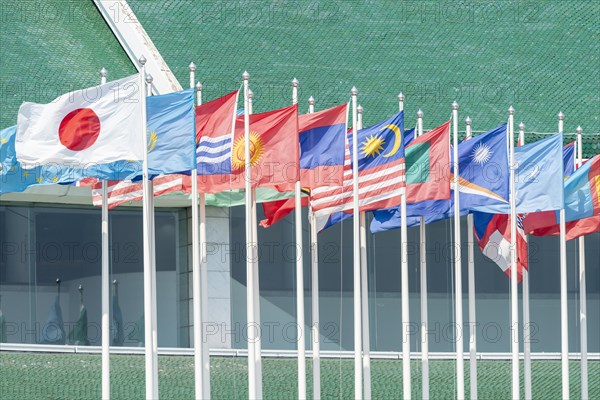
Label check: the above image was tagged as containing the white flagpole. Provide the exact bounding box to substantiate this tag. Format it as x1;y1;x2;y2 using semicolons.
189;62;207;400
576;125;588;400
308;96;322;400
99;67;110;400
417;108;430;400
452;101;465;400
558;112;569;400
465;116;477;400
357;104;372;400
350;86;363;400
247;88;263;398
398;93;411;400
519;122;532;400
197;81;212;400
291;78;307;400
139;55;158;400
508;106;519;400
242;71;258;400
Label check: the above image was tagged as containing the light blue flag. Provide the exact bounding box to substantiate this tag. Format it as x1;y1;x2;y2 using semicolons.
515;133;564;213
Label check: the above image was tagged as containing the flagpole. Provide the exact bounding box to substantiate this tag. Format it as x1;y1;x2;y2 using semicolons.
196;80;212;400
307;96;322;400
508;106;519;400
139;55;158;400
189;62;206;400
398;92;411;400
291;78;307;400
417;108;430;400
247;88;263;398
452;101;465;400
558;112;569;400
146;73;160;399
350;86;363;400
576;125;588;400
99;67;110;400
519;122;532;400
465;116;477;400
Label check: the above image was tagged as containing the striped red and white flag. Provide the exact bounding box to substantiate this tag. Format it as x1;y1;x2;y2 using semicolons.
89;174;185;209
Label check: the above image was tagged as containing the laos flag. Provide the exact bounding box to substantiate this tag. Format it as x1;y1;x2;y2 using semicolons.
299;103;348;191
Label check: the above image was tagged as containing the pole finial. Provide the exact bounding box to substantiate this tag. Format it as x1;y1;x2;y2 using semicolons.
248;89;254;99
558;111;564;120
351;86;358;96
145;74;153;84
189;62;196;72
292;78;299;87
308;96;315;105
398;92;404;101
452;101;459;110
576;126;582;134
139;55;147;66
242;71;249;80
357;104;363;113
519;122;525;130
508;106;515;115
465;116;471;125
100;67;107;77
417;109;424;118
196;81;202;92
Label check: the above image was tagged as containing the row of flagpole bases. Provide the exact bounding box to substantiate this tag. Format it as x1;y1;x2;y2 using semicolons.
89;61;592;400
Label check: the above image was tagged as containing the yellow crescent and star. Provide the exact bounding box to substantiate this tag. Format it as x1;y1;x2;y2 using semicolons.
231;131;265;171
361;124;402;158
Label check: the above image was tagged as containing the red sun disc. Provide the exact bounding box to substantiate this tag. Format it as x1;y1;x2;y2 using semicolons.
58;108;101;151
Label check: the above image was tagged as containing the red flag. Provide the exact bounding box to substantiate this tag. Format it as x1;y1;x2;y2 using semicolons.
260;196;309;228
528;215;600;240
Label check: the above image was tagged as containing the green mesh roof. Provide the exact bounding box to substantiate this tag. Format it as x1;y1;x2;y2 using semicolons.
128;0;599;157
0;1;135;129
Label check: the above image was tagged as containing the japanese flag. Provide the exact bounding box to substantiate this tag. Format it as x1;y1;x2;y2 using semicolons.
16;74;144;167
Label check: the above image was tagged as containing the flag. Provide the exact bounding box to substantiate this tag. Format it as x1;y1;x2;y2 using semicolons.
563;142;576;178
204;188;296;207
515;133;564;213
371;123;508;233
16;74;144;167
193;102;299;194
523;154;600;239
41;295;65;344
260;195;309;228
1;126;139;194
67;304;90;346
145;88;196;177
311;111;405;226
473;212;528;282
299;104;348;190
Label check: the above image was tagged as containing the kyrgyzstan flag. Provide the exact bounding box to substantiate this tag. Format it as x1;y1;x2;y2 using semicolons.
196;103;299;194
16;74;144;167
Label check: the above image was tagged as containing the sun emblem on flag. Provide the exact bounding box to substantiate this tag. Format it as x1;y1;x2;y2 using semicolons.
471;142;493;165
147;131;158;153
361;134;385;157
231;131;264;171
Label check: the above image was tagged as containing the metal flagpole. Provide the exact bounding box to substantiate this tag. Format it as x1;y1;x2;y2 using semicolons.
247;88;263;398
357;105;372;400
558;112;569;400
417;108;430;400
398;92;412;400
139;55;158;400
350;86;363;400
452;101;465;400
308;95;321;400
519;122;532;400
99;67;110;400
197;81;212;400
189;62;205;400
508;106;519;400
242;71;258;400
576;126;588;400
291;78;307;399
465;116;477;400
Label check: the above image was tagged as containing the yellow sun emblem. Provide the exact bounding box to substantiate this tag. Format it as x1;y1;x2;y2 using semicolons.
147;131;158;153
361;134;385;157
231;131;264;171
